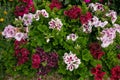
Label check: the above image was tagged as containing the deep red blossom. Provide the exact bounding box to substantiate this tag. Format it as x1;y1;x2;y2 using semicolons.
89;42;101;52
91;64;106;80
64;6;81;19
14;40;29;65
49;0;62;10
89;42;105;59
86;12;92;21
15;48;29;65
14;0;35;16
14;39;27;50
47;52;58;68
18;56;29;65
110;66;120;80
84;0;91;3
33;47;58;75
32;54;41;69
20;48;30;57
92;51;105;59
14;4;29;16
80;12;92;24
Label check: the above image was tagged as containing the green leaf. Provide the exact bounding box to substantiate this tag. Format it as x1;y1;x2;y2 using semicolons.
82;49;92;61
64;0;70;5
90;59;102;67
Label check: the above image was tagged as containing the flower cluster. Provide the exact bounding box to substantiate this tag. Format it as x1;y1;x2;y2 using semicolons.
49;0;62;10
2;9;49;41
32;47;58;75
91;64;106;80
98;28;116;48
80;12;93;33
14;39;29;65
89;3;104;12
64;6;81;19
14;0;35;16
48;18;63;31
98;23;120;48
2;25;28;41
63;52;81;71
22;9;49;26
91;16;108;28
66;33;78;41
89;42;105;59
82;15;108;33
34;9;49;21
110;66;120;80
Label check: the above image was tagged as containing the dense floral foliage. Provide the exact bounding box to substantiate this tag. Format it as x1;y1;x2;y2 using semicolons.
1;0;120;80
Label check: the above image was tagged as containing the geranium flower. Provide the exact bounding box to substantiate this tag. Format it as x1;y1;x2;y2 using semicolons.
20;48;30;57
64;6;81;19
89;42;105;59
67;33;78;41
89;3;104;12
22;13;33;26
32;54;41;69
14;4;29;17
91;64;106;80
80;12;92;24
49;0;62;10
84;0;91;3
2;25;16;38
48;18;63;31
82;23;92;33
98;28;116;48
90;16;108;28
110;66;120;80
14;32;24;41
63;52;81;71
15;48;29;65
47;52;58;68
40;9;49;18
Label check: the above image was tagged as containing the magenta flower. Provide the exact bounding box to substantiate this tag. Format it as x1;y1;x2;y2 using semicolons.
84;0;90;3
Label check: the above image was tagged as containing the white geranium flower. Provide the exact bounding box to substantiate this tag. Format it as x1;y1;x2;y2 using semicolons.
63;52;81;71
67;33;78;41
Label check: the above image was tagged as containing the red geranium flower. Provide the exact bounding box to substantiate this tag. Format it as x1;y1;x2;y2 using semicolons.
80;12;92;24
111;66;120;80
32;54;41;69
14;4;29;16
91;64;106;80
89;42;105;59
49;0;62;10
64;6;81;19
20;48;30;57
